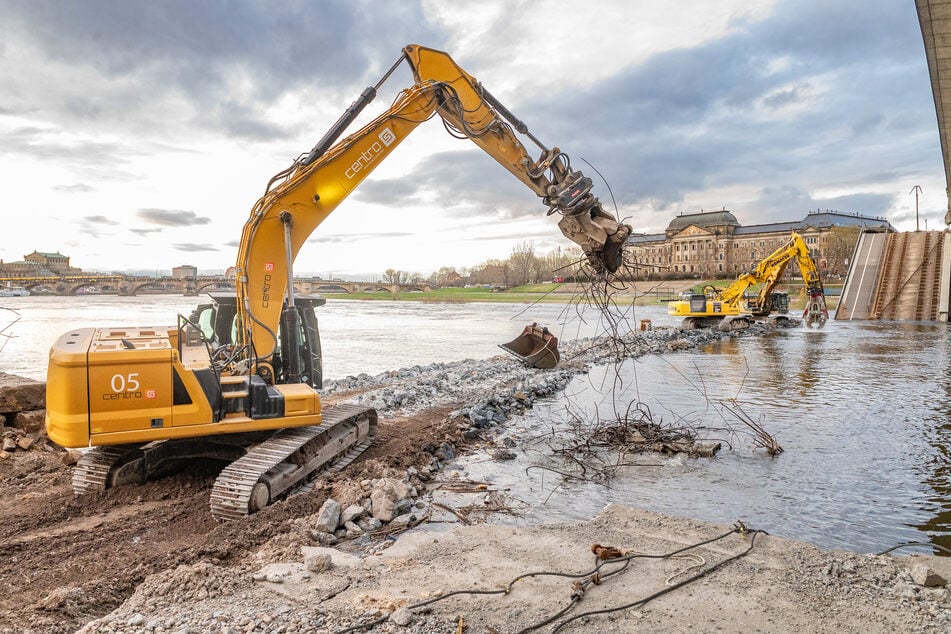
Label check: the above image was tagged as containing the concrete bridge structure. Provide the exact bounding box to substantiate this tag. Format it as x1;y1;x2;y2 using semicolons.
1;274;431;297
834;4;951;323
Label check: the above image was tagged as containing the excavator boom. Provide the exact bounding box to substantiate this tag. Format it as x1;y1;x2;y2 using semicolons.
235;44;630;366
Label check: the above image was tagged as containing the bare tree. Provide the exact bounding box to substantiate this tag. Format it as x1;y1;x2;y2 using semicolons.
538;246;578;282
821;226;861;278
382;268;407;285
508;241;537;286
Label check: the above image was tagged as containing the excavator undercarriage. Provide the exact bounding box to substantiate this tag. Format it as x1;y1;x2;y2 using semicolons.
72;403;376;521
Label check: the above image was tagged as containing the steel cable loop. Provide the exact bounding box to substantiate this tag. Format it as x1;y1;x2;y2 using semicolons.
550;528;765;633
334;525;761;633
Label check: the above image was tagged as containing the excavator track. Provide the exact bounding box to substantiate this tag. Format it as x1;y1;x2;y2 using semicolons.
209;403;377;521
72;445;141;495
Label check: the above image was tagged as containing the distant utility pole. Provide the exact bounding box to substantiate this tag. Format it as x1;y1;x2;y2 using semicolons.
911;185;923;231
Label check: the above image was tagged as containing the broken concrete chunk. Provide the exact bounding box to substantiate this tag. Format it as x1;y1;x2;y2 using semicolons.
0;373;46;412
911;563;947;587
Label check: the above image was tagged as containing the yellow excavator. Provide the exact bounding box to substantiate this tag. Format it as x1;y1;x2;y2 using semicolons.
667;231;828;331
45;44;632;520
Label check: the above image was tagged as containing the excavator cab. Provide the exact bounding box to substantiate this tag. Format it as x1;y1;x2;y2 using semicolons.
769;292;790;314
191;292;325;389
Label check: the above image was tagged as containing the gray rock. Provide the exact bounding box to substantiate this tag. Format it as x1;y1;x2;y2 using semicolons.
370;478;412;522
358;517;383;532
341;504;365;525
389;512;418;528
308;530;338;546
304;553;332;573
435;442;455;460
390;607;415;626
314;498;341;533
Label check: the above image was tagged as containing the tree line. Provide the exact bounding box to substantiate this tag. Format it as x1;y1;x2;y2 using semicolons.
383;241;583;288
383;226;860;288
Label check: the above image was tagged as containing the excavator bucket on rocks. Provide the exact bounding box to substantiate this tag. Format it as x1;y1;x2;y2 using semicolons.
499;323;560;369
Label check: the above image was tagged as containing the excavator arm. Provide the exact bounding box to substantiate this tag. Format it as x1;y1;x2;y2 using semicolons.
733;232;828;326
234;44;631;367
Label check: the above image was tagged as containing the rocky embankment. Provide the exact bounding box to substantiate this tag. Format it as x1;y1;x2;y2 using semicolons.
2;324;951;633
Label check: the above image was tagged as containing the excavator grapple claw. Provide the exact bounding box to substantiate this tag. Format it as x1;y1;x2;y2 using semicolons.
803;293;829;328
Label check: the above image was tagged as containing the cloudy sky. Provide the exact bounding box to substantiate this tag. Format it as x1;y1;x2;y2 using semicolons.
0;0;943;278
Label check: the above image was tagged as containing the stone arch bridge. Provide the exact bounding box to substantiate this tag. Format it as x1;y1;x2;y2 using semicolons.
2;275;431;297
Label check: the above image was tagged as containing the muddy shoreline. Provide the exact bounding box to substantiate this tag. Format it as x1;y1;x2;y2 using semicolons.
1;324;949;633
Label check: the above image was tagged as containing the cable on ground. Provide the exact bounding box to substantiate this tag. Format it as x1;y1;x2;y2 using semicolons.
335;521;764;633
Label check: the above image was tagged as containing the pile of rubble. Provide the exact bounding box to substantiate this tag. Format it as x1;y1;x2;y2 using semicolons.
0;371;47;459
307;472;430;548
323;324;769;423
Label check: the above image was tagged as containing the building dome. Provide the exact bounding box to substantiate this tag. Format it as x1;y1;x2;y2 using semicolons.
666;210;740;234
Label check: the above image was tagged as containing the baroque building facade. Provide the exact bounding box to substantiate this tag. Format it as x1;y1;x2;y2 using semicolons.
0;251;81;278
626;209;894;279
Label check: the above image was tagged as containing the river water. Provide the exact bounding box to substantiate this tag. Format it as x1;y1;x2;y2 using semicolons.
1;294;949;556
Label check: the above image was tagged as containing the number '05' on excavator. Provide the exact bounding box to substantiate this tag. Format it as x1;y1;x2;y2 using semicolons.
45;44;632;520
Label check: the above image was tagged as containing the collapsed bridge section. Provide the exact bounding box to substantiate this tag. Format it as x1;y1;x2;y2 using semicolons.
836;230;951;322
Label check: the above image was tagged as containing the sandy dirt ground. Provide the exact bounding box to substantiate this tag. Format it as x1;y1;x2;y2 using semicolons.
2;401;951;634
0;400;459;634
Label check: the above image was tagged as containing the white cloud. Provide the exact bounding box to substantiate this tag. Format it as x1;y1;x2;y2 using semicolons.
0;0;944;277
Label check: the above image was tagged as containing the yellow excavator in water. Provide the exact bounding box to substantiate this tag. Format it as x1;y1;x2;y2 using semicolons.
45;44;632;520
667;231;828;331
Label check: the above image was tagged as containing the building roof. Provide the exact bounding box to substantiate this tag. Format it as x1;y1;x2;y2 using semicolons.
630;209;895;242
733;221;801;236
626;233;666;244
797;211;893;230
665;210;740;233
26;251;68;259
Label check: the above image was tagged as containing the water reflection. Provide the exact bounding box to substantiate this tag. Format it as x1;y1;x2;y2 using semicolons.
917;326;951;554
459;320;951;556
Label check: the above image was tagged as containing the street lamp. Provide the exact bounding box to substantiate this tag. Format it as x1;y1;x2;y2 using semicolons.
910;185;922;231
